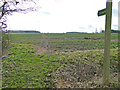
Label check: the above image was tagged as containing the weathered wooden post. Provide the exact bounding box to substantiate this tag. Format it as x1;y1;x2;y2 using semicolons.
103;0;112;85
98;0;112;85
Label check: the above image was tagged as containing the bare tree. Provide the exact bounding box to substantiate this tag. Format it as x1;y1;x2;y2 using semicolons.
0;0;39;54
0;0;39;30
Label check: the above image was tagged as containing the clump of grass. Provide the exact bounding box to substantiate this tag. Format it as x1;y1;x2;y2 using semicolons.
2;43;62;88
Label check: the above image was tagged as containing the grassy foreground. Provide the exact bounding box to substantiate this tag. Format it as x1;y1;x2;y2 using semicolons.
2;42;118;88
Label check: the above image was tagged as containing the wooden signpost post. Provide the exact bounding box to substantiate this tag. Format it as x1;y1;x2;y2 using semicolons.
98;0;112;85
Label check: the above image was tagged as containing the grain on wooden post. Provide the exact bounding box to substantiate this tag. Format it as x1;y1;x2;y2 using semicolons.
103;0;112;85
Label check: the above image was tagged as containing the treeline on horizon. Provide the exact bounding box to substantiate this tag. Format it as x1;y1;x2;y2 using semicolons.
67;30;120;33
101;30;120;33
5;30;120;33
7;30;40;33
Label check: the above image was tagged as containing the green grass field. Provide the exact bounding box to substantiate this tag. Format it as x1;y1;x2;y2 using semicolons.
9;33;118;51
2;33;118;88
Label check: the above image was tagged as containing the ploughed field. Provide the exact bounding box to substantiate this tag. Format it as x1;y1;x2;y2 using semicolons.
2;33;118;88
8;33;118;53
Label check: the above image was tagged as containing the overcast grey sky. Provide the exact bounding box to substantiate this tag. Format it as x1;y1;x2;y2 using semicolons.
7;0;119;33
